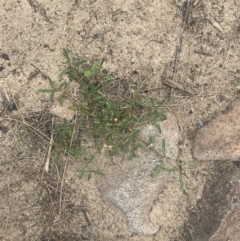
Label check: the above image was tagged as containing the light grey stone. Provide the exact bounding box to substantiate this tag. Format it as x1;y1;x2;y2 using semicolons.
50;99;76;120
99;113;180;235
209;173;240;241
193;98;240;161
210;204;240;241
182;168;240;241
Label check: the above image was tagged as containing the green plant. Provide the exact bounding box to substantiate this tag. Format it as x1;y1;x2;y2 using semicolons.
39;77;71;103
39;49;195;188
39;77;59;101
151;138;197;193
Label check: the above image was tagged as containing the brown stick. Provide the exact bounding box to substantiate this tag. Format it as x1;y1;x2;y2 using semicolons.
44;117;54;172
163;79;196;95
170;0;191;98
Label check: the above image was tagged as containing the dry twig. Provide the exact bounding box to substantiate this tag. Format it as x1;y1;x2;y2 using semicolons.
170;0;191;98
206;15;223;33
28;70;40;80
163;79;196;95
44;117;54;172
31;63;48;79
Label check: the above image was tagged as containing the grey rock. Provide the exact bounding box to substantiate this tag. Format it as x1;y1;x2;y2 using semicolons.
181;166;240;241
99;113;180;235
210;204;240;241
193;98;240;161
50;99;76;120
209;173;240;241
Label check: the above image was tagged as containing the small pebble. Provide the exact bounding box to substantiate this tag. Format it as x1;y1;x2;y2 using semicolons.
198;120;204;127
8;102;18;111
0;125;8;133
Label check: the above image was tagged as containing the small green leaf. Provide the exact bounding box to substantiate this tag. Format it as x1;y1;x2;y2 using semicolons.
58;82;71;91
138;141;146;148
63;48;71;63
180;159;197;169
130;129;139;137
132;114;139;120
160;166;175;172
48;77;56;89
92;170;105;176
59;68;71;78
58;82;66;90
237;86;240;90
179;172;184;192
77;169;85;179
99;58;105;68
50;92;55;101
81;101;90;111
84;69;93;77
152;110;166;122
151;162;163;178
59;97;65;106
38;88;54;93
94;119;101;124
69;68;78;79
65;82;71;91
74;60;87;67
162;139;166;156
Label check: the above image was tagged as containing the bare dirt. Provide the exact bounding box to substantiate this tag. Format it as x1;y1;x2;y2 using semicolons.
0;0;240;240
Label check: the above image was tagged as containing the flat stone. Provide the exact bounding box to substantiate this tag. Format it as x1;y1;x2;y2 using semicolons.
50;99;76;120
210;204;240;241
99;113;180;235
193;98;240;161
182;168;240;241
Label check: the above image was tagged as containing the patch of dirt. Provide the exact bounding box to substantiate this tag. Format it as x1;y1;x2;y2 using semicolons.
1;0;240;240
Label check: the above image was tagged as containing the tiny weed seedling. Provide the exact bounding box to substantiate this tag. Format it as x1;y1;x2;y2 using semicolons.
39;49;196;190
151;138;197;193
39;77;59;101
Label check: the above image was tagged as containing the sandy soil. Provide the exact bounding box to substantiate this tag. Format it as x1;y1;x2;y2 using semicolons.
0;0;240;240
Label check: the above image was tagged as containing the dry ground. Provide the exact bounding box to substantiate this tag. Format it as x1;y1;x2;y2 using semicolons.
1;0;240;240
